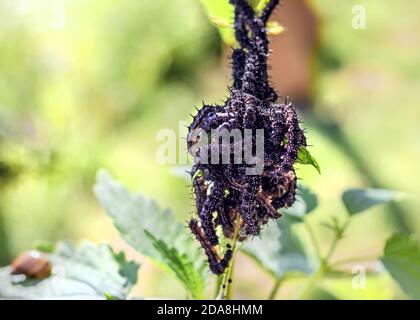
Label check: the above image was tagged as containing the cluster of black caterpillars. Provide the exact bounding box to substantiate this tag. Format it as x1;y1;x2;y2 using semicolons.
187;0;307;274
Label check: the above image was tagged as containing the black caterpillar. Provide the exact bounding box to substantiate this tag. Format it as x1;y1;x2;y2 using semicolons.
187;0;307;274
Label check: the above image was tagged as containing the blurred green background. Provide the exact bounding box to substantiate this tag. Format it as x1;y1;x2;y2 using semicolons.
0;0;419;299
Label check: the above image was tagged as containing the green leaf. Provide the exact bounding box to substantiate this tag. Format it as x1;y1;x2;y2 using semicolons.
200;0;281;45
93;170;207;298
199;0;235;45
242;219;314;279
296;146;321;174
254;0;270;11
342;188;402;216
0;242;139;299
145;231;205;299
283;184;318;223
381;234;420;299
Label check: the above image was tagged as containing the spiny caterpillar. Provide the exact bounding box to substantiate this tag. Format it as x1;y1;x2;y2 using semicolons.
187;0;306;274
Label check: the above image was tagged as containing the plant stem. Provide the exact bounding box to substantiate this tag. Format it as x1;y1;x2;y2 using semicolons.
323;219;350;262
297;262;327;299
324;235;340;262
268;276;284;300
214;275;223;299
218;215;241;300
225;254;236;299
297;219;352;299
304;220;322;259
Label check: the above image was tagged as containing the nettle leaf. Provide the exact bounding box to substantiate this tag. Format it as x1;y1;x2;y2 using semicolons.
242;219;314;279
93;170;207;299
200;0;282;45
342;188;402;216
145;231;205;299
0;242;139;300
296;146;321;174
200;0;234;44
381;234;420;299
283;184;318;223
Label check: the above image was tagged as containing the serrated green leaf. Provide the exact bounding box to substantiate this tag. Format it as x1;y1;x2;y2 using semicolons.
200;0;281;45
0;241;139;299
296;146;321;174
93;170;207;297
145;231;205;299
342;188;402;216
200;0;234;45
381;234;420;299
283;184;318;223
242;219;314;279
